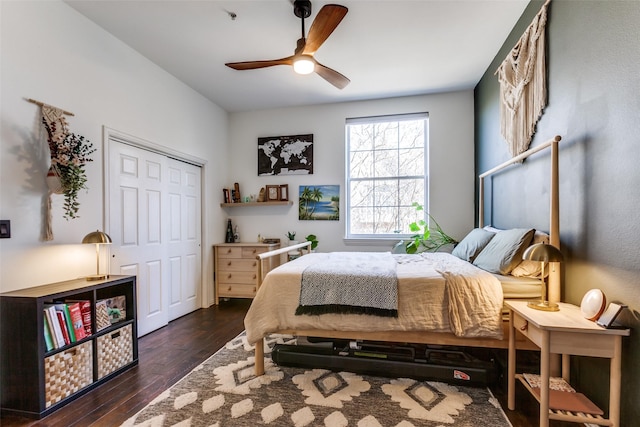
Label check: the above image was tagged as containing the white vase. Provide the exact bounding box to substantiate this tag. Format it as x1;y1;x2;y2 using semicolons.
288;240;301;261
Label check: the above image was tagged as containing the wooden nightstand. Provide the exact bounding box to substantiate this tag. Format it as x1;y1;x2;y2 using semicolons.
505;300;630;427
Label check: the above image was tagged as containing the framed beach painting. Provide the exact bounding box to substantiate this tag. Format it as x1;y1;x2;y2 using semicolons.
299;185;339;220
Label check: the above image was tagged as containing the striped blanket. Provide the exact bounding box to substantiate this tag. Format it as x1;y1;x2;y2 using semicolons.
295;252;398;317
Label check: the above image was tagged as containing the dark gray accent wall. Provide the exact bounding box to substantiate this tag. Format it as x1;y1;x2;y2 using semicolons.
475;0;640;423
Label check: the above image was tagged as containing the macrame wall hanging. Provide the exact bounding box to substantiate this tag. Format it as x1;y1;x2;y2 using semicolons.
495;0;551;157
28;98;95;241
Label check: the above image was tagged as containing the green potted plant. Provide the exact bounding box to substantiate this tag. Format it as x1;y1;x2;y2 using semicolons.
43;119;95;220
402;203;457;254
305;234;318;251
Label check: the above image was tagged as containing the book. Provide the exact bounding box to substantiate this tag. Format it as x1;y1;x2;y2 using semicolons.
44;305;65;348
54;303;76;343
67;302;87;341
524;372;603;415
42;310;55;351
522;373;576;392
67;299;93;337
56;311;70;345
530;387;604;415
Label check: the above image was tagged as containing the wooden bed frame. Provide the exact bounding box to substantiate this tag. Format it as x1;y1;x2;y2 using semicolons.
252;135;562;376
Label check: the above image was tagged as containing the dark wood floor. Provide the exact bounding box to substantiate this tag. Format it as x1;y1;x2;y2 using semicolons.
1;299;575;426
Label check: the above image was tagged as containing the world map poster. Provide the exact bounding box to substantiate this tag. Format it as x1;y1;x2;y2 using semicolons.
257;134;313;176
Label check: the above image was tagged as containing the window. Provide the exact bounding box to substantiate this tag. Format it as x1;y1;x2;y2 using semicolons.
346;113;428;239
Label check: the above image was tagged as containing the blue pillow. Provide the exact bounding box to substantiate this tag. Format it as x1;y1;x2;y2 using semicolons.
472;228;535;275
451;228;496;262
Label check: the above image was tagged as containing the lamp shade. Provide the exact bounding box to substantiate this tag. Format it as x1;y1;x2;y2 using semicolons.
522;243;563;263
82;230;112;245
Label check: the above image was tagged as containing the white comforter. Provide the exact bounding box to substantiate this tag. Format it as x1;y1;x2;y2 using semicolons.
244;252;504;344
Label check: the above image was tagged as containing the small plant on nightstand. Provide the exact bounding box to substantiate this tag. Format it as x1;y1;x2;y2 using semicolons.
286;231;296;241
305;234;318;251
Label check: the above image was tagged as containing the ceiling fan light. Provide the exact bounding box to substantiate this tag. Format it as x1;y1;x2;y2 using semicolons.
293;56;315;75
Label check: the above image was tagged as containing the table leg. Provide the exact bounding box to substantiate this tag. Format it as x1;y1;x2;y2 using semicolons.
540;330;550;427
561;353;570;382
508;309;516;410
609;336;622;427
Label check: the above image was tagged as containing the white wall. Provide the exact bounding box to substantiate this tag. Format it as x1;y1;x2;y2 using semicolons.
227;91;475;252
0;1;475;296
0;1;228;297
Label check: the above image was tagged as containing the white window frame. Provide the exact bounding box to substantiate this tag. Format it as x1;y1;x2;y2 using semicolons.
345;112;429;241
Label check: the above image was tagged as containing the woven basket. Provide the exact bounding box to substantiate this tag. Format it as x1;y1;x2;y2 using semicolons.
45;166;65;195
44;341;93;408
97;323;133;379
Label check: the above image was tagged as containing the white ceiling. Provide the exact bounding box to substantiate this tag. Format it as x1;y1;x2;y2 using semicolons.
65;0;529;113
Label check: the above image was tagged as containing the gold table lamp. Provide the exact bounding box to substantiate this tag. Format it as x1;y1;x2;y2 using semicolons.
82;230;112;281
522;243;563;311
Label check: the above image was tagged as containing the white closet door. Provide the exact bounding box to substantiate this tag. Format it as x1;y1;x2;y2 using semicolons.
167;157;201;320
109;141;202;336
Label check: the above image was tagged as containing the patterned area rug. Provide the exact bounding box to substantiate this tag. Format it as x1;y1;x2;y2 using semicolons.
122;333;512;427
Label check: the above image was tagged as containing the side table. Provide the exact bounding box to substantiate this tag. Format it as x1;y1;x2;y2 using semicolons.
505;300;629;427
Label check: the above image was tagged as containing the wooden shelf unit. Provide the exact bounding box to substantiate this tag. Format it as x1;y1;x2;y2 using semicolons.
0;275;138;419
220;201;293;207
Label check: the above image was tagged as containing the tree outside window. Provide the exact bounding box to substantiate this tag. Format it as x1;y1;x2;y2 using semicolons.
346;113;428;238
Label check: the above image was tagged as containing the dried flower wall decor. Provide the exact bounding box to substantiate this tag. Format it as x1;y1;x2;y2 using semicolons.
35;102;95;240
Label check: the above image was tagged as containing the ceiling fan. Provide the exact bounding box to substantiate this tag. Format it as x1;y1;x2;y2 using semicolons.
225;1;350;89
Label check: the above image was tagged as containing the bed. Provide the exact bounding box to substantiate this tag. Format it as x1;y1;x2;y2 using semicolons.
245;135;562;376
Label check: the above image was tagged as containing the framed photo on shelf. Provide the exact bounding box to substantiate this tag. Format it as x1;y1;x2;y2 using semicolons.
279;184;289;201
266;185;280;202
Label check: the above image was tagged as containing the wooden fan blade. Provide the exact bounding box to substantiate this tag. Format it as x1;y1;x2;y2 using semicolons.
315;61;350;89
225;56;293;70
303;4;348;55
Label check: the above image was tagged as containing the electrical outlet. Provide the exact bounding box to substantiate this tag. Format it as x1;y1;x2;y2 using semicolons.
0;220;11;238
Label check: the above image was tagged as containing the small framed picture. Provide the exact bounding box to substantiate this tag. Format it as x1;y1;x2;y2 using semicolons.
279;184;289;201
266;185;280;201
596;303;626;328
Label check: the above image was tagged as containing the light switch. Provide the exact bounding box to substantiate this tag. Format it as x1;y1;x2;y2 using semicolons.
0;220;11;238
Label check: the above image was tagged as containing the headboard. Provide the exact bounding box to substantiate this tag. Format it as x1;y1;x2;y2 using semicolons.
478;135;562;302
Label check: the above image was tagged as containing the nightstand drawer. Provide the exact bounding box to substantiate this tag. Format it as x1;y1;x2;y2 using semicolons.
218;271;258;285
218;283;257;298
218;259;258;271
514;312;543;346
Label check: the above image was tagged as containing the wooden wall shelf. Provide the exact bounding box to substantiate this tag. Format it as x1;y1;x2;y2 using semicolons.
220;201;293;207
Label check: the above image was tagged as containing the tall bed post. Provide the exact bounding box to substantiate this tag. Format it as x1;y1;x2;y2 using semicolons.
548;136;561;303
478;135;562;302
479;176;485;228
